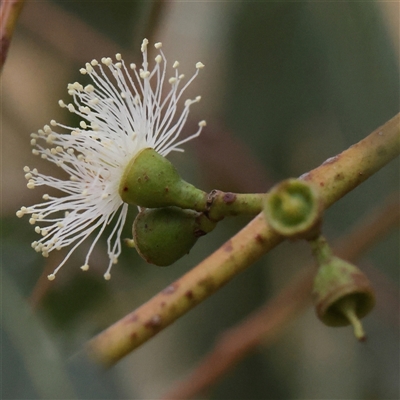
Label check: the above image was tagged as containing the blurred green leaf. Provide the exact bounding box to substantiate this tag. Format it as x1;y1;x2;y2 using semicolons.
1;269;77;399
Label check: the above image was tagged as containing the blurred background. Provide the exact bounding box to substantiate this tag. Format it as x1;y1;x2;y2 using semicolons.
1;1;399;399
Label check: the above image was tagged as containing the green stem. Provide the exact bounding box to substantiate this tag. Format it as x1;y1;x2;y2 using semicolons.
205;190;264;221
309;235;333;265
85;113;399;367
300;113;400;208
196;212;218;234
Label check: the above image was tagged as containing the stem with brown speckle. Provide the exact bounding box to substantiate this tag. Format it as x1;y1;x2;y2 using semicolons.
85;113;399;367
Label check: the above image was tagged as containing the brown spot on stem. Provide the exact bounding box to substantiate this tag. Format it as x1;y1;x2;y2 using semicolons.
185;290;194;300
319;182;325;187
162;283;179;294
130;332;138;341
335;172;345;181
198;277;215;293
127;314;139;323
123;186;128;192
255;234;266;244
223;240;233;252
206;190;219;208
223;192;236;204
145;315;162;330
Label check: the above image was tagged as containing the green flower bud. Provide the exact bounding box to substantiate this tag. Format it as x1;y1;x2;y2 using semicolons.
264;179;321;238
119;148;207;210
311;238;375;341
133;207;216;266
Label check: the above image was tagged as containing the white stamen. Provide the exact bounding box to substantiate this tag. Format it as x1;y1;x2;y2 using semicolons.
141;38;149;53
85;64;93;73
84;84;95;93
140;70;150;79
19;39;205;280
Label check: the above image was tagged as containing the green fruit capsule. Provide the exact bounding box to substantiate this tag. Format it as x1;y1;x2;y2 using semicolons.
264;179;322;238
311;243;375;341
119;148;207;210
133;207;216;266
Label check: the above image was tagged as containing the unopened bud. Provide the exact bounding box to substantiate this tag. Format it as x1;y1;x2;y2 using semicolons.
119;148;207;210
133;207;216;266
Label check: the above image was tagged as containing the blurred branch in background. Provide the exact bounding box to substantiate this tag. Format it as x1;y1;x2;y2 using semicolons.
196;124;274;193
134;0;166;50
0;0;25;72
18;0;121;64
18;0;165;64
85;113;399;367
162;192;400;400
29;249;68;309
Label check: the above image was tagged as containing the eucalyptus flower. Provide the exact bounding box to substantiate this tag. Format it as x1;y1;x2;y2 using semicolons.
17;39;206;281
